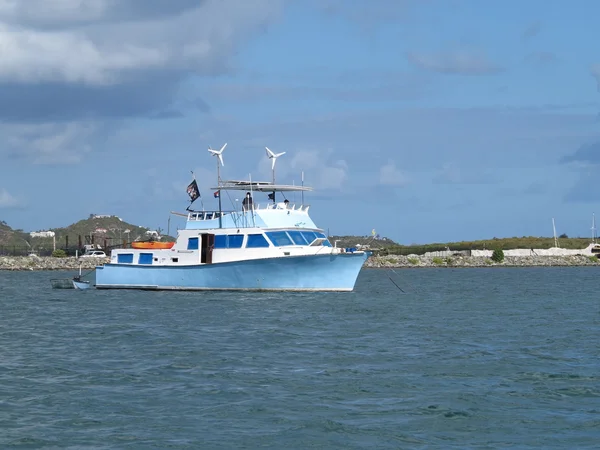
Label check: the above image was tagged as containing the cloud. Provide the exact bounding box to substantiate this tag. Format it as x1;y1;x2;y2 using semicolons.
524;51;557;67
591;64;600;92
0;0;283;165
433;163;501;185
522;21;542;41
288;149;348;190
561;141;600;167
2;121;104;164
0;188;20;208
406;50;503;75
0;0;282;122
379;160;409;186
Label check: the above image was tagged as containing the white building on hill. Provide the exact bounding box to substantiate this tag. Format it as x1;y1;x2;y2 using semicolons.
30;230;55;238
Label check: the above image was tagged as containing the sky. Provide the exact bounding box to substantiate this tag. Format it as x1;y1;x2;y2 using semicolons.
1;0;600;244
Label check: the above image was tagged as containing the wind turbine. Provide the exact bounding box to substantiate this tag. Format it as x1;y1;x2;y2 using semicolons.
265;146;285;203
208;143;227;229
265;147;285;184
208;143;227;184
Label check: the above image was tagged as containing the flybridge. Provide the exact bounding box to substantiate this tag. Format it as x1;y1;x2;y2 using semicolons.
214;180;313;192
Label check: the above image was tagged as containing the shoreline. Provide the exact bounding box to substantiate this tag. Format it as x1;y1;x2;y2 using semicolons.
0;254;598;271
365;254;599;268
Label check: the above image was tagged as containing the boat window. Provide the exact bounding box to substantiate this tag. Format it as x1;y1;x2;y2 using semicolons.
246;234;270;248
117;253;134;264
214;234;244;249
188;237;199;250
171;257;179;263
139;253;153;265
316;232;332;247
301;231;318;244
214;235;227;249
265;231;293;246
287;230;308;245
228;235;244;248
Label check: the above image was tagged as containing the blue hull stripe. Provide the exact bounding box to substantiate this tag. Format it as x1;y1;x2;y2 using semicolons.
95;252;370;291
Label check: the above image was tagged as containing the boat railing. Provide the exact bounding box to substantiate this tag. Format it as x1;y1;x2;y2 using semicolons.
187;204;311;222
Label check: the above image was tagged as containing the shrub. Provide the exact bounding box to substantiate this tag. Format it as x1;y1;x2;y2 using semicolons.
491;248;504;263
432;257;444;265
52;249;67;258
407;257;419;265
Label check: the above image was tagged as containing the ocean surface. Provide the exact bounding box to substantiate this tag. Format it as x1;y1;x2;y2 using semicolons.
0;267;598;449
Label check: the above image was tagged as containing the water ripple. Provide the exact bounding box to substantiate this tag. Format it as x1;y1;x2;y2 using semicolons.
1;268;599;449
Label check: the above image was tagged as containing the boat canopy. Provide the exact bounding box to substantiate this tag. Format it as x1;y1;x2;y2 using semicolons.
212;180;313;192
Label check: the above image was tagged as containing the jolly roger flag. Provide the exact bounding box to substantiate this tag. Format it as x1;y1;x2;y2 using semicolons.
186;179;200;203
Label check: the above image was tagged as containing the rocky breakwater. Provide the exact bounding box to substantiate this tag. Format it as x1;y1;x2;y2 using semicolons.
366;254;600;268
0;256;108;271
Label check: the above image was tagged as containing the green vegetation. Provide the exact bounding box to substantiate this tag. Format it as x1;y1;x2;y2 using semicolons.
491;248;505;263
51;249;67;258
432;257;444;265
588;256;598;263
331;235;596;256
407;257;419;265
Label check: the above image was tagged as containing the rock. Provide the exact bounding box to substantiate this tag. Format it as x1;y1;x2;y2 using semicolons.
365;254;599;268
0;256;109;271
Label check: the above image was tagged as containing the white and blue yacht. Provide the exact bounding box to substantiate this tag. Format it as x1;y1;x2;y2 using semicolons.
95;145;370;291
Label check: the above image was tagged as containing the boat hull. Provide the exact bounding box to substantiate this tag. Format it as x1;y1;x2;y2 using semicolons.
72;280;91;290
95;252;370;291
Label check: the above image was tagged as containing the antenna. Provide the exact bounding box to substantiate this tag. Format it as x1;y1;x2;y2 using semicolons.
265;146;285;202
552;218;559;248
592;213;597;244
301;170;304;207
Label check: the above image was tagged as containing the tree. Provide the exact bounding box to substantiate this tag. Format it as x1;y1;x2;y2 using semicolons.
491;248;504;263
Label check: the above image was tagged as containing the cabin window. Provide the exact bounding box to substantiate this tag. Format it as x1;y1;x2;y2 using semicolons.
214;234;244;249
287;230;308;245
117;253;134;264
265;231;293;246
214;235;227;249
246;234;270;248
139;253;153;265
188;237;199;250
171;257;179;263
301;231;319;244
228;235;244;248
316;232;332;247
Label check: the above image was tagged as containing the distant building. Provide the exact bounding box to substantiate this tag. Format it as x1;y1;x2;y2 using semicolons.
89;214;123;221
30;230;55;238
95;228;108;234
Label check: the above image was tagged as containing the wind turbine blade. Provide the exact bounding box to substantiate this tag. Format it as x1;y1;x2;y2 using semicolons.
275;152;286;157
218;154;224;166
265;147;274;158
220;143;227;152
271;158;276;170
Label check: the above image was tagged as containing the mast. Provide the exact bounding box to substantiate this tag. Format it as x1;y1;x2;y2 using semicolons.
301;170;304;206
592;213;597;244
552;218;559;248
217;157;222;229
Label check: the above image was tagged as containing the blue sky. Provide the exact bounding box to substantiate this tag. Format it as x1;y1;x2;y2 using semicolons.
1;0;600;244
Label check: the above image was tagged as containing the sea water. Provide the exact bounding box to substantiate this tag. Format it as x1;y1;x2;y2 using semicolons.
0;268;598;449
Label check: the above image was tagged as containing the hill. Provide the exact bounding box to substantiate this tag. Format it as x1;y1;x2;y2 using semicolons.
0;220;29;248
1;215;175;256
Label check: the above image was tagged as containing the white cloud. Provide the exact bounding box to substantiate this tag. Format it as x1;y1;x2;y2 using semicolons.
379;160;409;186
289;150;348;190
0;0;283;85
4;121;98;164
0;188;19;208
